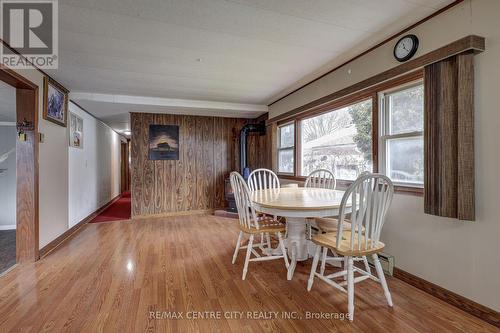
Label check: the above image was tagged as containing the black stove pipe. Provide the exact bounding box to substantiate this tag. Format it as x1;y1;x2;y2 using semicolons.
240;122;266;177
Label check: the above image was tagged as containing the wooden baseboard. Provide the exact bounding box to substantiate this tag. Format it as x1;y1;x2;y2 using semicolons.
132;209;215;220
394;267;500;328
39;193;122;259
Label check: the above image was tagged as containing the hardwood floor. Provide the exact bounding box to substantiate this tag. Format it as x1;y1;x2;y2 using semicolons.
0;215;497;332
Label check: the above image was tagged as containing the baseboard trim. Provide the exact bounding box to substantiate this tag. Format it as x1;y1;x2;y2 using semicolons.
0;225;16;230
393;267;500;328
132;209;215;220
39;194;122;259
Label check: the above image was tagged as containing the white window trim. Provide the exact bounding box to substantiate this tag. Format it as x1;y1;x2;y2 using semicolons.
378;80;424;188
277;121;295;175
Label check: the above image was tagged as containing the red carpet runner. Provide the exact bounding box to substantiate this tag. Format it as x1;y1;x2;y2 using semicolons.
90;191;131;223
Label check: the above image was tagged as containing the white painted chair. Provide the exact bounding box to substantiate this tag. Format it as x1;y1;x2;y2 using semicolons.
247;168;281;249
304;169;340;272
308;171;370;275
307;173;394;321
304;169;336;189
230;172;289;280
247;168;280;192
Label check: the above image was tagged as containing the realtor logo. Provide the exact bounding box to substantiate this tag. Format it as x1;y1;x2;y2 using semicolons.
1;0;58;69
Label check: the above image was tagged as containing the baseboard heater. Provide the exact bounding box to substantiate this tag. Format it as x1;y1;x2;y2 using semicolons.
367;252;395;276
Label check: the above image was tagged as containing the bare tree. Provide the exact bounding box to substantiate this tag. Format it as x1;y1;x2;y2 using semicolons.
301;108;351;142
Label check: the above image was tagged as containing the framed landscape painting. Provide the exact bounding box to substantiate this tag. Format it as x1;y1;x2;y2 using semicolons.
69;112;83;149
148;124;179;160
43;76;68;127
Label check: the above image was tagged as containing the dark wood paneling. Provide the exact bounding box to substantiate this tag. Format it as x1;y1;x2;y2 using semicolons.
130;113;270;217
16;88;39;263
269;35;484;124
394;267;500;328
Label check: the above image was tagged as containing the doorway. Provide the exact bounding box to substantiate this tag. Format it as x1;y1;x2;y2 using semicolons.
0;81;17;273
0;66;39;268
120;140;130;193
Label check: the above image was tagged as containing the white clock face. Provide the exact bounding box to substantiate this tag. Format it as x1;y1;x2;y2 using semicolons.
395;37;414;59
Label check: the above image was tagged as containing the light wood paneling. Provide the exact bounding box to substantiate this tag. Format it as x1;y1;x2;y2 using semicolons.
130;113;270;217
0;214;497;332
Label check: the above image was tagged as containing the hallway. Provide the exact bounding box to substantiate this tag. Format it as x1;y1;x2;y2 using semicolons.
90;192;131;223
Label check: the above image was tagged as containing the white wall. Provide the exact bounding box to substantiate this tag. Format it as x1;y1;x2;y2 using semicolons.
270;0;500;311
10;66;122;248
0;125;17;230
10;67;69;248
68;103;121;228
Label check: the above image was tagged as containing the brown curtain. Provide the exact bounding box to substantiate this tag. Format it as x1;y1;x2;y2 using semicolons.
424;51;475;221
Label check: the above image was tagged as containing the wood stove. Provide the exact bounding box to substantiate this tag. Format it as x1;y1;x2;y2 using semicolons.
224;177;237;212
224;121;266;213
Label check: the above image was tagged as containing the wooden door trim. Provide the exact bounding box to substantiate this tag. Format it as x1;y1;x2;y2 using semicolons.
0;66;40;263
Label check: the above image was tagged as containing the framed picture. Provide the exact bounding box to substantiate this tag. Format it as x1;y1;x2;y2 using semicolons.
43;76;68;127
148;124;179;160
69;112;83;149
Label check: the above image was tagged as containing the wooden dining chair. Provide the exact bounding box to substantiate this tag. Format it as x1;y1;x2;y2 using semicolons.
230;172;289;280
247;168;281;249
307;173;394;321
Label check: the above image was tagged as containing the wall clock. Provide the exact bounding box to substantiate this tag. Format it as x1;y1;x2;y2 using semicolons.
393;34;419;62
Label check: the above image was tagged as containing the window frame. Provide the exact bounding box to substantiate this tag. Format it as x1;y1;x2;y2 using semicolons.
276;121;296;175
378;80;424;188
298;96;375;181
274;70;424;195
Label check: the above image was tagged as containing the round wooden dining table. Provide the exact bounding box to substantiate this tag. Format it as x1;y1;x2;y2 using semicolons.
251;187;348;280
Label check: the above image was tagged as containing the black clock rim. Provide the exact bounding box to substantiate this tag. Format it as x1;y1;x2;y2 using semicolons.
394;34;419;62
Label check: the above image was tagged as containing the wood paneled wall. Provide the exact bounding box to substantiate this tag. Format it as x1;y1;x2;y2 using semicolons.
131;113;270;217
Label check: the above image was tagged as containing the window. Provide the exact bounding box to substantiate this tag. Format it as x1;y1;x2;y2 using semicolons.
300;99;373;180
379;82;424;186
273;71;424;192
277;122;295;174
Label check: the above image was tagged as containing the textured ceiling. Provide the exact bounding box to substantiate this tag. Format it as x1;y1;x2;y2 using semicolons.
44;0;453;132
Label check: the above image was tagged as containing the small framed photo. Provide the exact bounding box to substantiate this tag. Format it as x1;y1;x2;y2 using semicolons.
43;76;68;127
69;112;83;149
